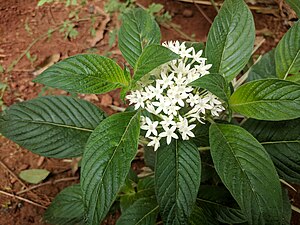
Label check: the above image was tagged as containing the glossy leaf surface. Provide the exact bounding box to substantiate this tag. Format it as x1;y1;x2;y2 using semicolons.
209;123;283;225
0;96;105;158
230;79;300;120
205;0;255;81
81;111;140;225
155;140;201;224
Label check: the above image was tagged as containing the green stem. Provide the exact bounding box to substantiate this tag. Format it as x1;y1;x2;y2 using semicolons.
198;146;210;151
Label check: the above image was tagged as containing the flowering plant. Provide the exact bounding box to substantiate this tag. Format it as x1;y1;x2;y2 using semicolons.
1;0;300;224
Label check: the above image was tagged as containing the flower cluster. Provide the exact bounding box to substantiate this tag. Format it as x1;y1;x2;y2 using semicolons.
126;41;225;151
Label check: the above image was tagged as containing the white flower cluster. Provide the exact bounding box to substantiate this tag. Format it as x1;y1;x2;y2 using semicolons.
126;41;225;151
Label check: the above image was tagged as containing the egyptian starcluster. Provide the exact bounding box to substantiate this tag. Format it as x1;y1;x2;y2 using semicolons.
126;41;225;151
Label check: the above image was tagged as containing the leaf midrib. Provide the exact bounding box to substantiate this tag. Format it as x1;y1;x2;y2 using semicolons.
231;99;300;107
6;118;93;132
284;48;300;80
135;205;159;225
213;124;262;218
92;111;139;221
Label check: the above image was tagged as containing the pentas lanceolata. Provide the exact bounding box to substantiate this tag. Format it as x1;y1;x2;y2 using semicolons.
126;41;225;150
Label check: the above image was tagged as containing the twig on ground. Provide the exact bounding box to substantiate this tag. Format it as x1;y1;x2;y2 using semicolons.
0;190;47;209
16;176;79;195
193;0;212;24
178;0;279;15
0;160;27;189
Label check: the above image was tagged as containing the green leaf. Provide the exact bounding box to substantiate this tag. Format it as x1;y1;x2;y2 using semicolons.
33;54;129;94
285;0;300;18
196;186;246;224
134;44;179;82
144;146;156;170
205;0;255;81
209;123;283;225
243;118;300;184
282;188;292;225
0;96;105;158
189;73;230;102
116;197;159;225
37;0;53;6
81;110;140;225
118;8;161;68
275;21;300;79
229;78;300;121
155;140;201;224
19;169;50;184
120;176;155;212
44;184;84;225
247;49;277;81
189;204;219;225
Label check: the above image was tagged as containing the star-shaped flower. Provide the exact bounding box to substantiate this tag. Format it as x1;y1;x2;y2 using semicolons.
159;125;178;144
141;117;159;137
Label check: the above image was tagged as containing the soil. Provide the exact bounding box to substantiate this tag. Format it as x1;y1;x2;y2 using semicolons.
0;0;299;224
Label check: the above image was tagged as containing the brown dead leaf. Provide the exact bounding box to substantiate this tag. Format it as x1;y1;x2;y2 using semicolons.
88;7;111;47
83;94;99;101
100;94;113;107
32;54;60;76
256;28;274;38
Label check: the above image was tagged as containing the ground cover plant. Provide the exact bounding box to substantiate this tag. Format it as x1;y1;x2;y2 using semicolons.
0;0;300;224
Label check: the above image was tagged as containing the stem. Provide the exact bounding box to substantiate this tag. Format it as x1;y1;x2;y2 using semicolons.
198;146;210;151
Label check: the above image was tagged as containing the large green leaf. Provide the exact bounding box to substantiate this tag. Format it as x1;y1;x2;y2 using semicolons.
44;184;84;225
81;110;140;225
0;96;105;158
189;204;219;225
247;49;277;81
34;54;129;94
209;123;283;225
196;186;246;224
285;0;300;17
120;176;155;212
116;197;159;225
243;118;300;184
205;0;255;81
189;73;230;102
230;78;300;120
118;8;161;68
155;140;201;224
134;44;179;82
275;21;300;79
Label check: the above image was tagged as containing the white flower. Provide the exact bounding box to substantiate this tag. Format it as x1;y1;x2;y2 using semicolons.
186;93;200;107
147;136;161;151
152;97;171;114
196;97;213;114
159;125;178;144
157;72;174;89
195;63;212;76
190;49;206;63
126;41;225;149
205;92;222;106
177;117;196;140
160;114;176;128
211;105;225;117
145;102;156;115
141;117;159;137
147;82;163;100
168;104;181;116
